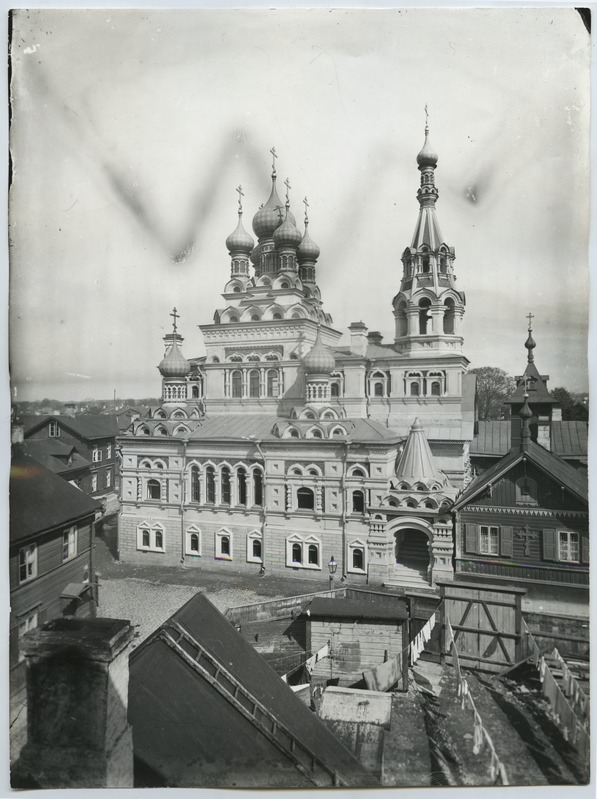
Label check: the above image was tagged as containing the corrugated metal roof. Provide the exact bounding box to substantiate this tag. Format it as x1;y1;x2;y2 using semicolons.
471;421;588;458
10;451;100;543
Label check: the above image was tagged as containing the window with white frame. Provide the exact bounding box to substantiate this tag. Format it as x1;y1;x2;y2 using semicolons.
18;611;39;662
48;420;60;438
92;447;102;462
106;443;112;459
19;545;37;583
479;526;499;555
62;526;77;562
351;489;365;514
105;469;112;489
216;529;233;560
137;522;165;552
558;531;580;563
147;479;161;500
348;540;367;573
286;535;321;570
247;530;263;563
185;526;201;556
91;473;98;492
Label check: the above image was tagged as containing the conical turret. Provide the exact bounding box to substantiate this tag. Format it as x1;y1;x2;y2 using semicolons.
395;418;449;488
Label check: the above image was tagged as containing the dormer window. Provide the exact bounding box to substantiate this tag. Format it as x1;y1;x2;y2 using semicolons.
48;421;60;438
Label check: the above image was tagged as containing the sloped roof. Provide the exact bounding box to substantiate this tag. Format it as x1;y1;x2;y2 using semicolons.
454;440;588;510
411;206;444;250
23;414;118;440
129;592;377;789
308;596;408;622
504;362;557;405
471;421;587;459
20;440;90;475
10;451;100;544
395;418;450;487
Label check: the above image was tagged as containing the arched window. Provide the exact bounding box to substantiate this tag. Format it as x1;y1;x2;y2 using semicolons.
352;490;365;513
289;429;299;438
237;468;247;506
280;281;289;289
252;538;262;560
419;298;431;334
191;466;200;502
410;382;420;396
266;369;278;398
440;255;447;273
220;535;230;556
396;301;407;337
147;479;161;500
310;428;323;439
374;382;384;397
253;470;263;506
221;467;231;504
272;312;282;320
231;370;242;398
155;529;163;549
251;314;260;321
308;544;319;565
189;533;199;552
297;487;315;510
352;468;366;478
142;527;150;547
292;543;302;564
352;548;364;571
249;370;260;398
206;466;216;504
331;382;340;398
422;254;430;273
430;381;441;396
443;298;455;334
192;385;199;398
229;316;238;324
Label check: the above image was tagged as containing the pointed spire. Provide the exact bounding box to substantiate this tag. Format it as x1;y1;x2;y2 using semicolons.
395;418;449;488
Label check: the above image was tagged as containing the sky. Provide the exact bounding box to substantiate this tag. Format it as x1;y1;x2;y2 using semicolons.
8;7;591;402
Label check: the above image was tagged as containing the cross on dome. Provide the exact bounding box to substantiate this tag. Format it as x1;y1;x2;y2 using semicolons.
526;311;534;331
270;146;277;176
170;307;180;334
284;177;292;205
236;185;244;214
303;196;309;224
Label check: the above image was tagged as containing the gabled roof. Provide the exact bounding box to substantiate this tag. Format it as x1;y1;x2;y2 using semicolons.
471;421;588;459
23;414;119;440
454;440;588;510
129;592;377;788
504;362;557;405
10;451;100;543
20;440;91;476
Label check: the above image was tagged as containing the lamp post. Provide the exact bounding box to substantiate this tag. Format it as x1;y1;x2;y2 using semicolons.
328;555;338;591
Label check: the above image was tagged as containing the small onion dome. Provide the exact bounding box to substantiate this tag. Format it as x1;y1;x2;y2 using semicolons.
249;245;261;266
302;328;336;375
226;215;254;253
252;179;296;239
159;343;190;378
273;207;302;249
520;393;533;419
525;331;536;361
416;130;438;168
298;225;320;262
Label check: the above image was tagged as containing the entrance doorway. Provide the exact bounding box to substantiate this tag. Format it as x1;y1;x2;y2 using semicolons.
395;529;430;571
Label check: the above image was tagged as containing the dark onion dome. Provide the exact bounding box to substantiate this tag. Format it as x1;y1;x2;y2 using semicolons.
302;328;336;375
273;207;302;249
252;178;296;239
159;343;190;378
416;128;438;168
225;215;254;253
249;245;261;265
298;224;320;262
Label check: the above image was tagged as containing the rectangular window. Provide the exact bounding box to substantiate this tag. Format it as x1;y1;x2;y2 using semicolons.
105;469;111;488
48;421;60;437
106;444;112;459
62;526;77;562
479;526;499;555
18;611;39;662
186;528;201;556
19;545;37;583
558;531;580;563
92;447;102;462
91;474;98;492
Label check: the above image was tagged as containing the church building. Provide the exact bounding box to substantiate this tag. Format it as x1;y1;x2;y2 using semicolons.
117;124;475;588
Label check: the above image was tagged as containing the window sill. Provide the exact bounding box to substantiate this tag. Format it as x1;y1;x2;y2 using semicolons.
186;552;202;558
247;557;263;564
137;547;165;554
347;567;367;575
287;562;321;571
215;555;233;561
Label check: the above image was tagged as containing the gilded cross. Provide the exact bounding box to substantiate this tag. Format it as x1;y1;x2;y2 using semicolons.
236;185;244;212
526;312;534;330
425;103;429;125
284;177;292;203
516;524;537;556
303;196;309;224
270;146;277;173
170;307;180;333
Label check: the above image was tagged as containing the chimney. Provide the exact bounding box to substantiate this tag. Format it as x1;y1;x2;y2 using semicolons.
15;618;135;789
367;331;383;347
348;321;368;357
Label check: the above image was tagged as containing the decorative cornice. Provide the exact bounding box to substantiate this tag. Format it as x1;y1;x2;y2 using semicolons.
462;505;589;520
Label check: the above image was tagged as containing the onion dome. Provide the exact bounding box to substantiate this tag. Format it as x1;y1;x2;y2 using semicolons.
253;177;296;239
298;222;320;262
416;126;438;168
302;328;336;375
525;329;536;363
249;245;261;266
520;392;533;419
273;204;302;249
226;215;254;253
159;343;190;378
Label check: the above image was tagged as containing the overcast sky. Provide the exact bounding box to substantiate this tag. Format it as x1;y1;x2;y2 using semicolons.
9;7;590;402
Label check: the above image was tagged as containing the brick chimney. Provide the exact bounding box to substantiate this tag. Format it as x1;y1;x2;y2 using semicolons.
15;617;135;789
348;321;368;357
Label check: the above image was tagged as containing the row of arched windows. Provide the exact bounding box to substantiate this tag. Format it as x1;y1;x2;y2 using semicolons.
395;297;457;337
225;368;281;399
189;464;263;508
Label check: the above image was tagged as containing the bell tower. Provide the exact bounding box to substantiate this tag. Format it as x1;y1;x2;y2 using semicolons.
393;110;465;356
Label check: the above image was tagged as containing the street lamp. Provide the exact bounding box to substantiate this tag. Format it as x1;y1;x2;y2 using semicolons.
328;555;338;591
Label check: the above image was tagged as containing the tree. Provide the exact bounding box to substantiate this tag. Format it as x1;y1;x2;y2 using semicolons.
550;387;589;421
469;367;516;421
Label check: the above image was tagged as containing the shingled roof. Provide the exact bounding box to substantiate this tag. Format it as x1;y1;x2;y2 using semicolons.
129;592;378;789
10;451;100;544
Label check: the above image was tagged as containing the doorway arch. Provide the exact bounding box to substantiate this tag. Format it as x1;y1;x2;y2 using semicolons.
387;517;434;582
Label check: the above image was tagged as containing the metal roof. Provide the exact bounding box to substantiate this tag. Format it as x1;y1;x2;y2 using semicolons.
23;414;119;440
471;421;588;458
21;440;91;475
